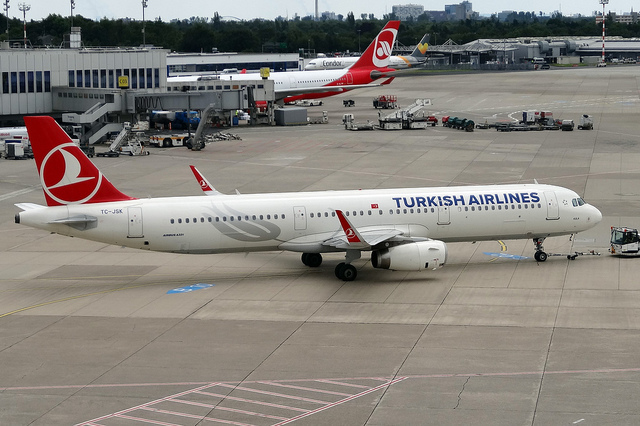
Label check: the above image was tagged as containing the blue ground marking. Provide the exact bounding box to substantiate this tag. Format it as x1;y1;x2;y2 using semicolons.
167;283;214;294
483;252;530;260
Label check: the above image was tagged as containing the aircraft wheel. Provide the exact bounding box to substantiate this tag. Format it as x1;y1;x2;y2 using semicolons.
335;263;345;279
335;263;357;281
534;251;548;262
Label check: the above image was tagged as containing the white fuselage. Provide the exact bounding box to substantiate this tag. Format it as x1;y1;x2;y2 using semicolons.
18;184;601;255
305;56;423;70
168;68;365;94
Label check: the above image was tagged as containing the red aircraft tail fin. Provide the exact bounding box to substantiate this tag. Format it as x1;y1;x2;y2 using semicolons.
24;116;136;206
350;21;400;70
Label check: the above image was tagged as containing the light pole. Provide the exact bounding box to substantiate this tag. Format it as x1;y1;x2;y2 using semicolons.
18;2;28;47
600;0;609;64
357;29;361;53
70;0;74;28
3;0;8;36
141;0;147;47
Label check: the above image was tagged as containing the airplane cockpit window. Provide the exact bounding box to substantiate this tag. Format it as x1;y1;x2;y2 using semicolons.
572;198;586;207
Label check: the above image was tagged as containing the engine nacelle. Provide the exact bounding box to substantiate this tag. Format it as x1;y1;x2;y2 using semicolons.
371;240;447;271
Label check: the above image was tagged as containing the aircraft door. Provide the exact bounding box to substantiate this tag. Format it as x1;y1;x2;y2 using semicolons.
289;75;297;89
294;206;307;230
437;206;451;225
127;207;144;238
544;191;560;220
346;72;353;84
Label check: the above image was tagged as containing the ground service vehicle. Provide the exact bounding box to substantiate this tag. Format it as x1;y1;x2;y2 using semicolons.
610;227;640;256
373;95;398;109
150;111;200;131
578;115;594;130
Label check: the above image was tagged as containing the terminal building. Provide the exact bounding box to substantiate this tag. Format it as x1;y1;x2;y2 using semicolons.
0;30;276;142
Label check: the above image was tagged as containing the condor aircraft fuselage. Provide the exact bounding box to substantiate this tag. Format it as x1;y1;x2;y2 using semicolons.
16;117;602;281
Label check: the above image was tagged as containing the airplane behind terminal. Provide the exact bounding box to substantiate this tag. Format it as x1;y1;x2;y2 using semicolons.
304;34;430;71
15;116;602;281
167;21;400;104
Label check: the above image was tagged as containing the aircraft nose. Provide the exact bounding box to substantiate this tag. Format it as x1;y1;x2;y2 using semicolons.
590;205;603;225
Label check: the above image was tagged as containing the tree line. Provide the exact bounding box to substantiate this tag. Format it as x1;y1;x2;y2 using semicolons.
1;12;638;54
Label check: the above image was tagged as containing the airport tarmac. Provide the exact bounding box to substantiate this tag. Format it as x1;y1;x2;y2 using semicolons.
1;65;640;425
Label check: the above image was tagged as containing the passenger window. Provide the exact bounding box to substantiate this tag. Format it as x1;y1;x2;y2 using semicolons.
170;219;175;224
186;218;190;223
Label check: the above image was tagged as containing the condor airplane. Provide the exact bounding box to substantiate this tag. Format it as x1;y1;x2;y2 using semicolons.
167;21;400;104
305;34;430;71
15;116;603;281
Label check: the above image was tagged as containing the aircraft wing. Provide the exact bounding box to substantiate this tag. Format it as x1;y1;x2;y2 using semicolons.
323;228;405;249
322;209;428;250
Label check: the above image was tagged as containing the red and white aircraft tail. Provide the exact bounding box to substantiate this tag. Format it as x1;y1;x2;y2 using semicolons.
24;116;135;206
349;21;398;70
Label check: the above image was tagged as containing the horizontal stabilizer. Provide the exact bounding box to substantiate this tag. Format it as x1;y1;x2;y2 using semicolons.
14;203;46;211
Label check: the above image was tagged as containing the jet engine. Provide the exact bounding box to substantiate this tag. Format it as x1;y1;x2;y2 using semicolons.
371;240;447;271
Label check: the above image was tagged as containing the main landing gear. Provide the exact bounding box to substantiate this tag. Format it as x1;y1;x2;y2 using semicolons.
301;251;360;281
533;237;548;262
301;253;323;268
334;250;361;281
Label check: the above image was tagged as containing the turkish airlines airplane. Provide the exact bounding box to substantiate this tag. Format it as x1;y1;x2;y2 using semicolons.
167;21;400;104
16;116;603;281
304;34;430;71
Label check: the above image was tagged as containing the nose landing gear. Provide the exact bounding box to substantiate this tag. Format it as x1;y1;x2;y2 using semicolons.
533;238;547;262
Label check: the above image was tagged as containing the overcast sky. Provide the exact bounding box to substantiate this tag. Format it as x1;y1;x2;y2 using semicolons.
10;0;633;22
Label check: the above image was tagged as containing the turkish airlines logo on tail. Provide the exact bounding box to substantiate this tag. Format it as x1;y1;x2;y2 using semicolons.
40;142;102;205
373;28;397;68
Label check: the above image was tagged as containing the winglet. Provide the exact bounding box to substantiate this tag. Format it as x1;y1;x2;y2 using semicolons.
335;209;369;248
189;165;222;196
